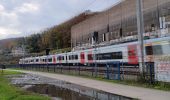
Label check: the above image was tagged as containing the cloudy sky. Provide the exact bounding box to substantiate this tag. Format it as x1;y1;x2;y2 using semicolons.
0;0;120;40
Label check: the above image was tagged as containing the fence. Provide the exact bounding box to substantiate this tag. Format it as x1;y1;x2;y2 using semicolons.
7;62;147;81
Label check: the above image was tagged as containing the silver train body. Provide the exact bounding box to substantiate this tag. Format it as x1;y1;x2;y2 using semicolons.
19;36;170;66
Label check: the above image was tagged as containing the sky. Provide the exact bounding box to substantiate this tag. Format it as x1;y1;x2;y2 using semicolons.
0;0;120;40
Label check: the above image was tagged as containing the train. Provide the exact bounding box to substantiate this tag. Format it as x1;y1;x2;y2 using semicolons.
19;33;170;67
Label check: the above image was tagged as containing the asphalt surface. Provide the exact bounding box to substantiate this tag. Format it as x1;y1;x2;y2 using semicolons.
9;69;170;100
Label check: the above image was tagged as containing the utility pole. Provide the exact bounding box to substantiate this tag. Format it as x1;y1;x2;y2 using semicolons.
136;0;145;77
94;40;97;77
93;31;98;77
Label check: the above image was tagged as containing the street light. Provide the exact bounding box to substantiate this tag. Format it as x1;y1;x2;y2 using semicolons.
93;31;98;77
136;0;145;77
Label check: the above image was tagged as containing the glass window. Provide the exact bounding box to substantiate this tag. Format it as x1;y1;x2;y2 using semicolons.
43;59;45;62
97;52;123;60
48;58;52;62
72;55;74;60
81;53;85;59
88;54;93;60
161;43;170;55
75;55;78;60
62;56;64;60
36;59;39;62
145;46;153;55
116;52;123;59
57;57;60;60
153;45;163;55
69;56;71;60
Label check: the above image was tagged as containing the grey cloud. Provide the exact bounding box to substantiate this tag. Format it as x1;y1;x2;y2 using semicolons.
0;0;118;40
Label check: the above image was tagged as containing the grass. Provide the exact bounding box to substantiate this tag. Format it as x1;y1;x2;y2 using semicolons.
0;70;21;75
0;70;50;100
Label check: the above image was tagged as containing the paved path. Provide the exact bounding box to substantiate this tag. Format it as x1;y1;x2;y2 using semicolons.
9;70;170;100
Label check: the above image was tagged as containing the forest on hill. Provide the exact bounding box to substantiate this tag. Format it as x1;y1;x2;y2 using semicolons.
0;11;97;54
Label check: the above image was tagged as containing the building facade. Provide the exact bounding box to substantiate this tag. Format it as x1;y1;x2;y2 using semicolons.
71;0;170;50
11;47;26;57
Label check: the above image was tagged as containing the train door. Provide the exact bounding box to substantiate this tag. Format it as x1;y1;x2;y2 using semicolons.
53;56;56;64
88;51;93;63
128;44;138;64
80;52;85;64
145;43;154;62
58;56;62;64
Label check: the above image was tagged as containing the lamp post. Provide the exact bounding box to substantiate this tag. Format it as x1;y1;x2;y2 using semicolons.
136;0;145;77
94;41;97;77
93;31;98;77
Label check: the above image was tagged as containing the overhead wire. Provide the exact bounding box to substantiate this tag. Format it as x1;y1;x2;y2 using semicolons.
69;0;98;18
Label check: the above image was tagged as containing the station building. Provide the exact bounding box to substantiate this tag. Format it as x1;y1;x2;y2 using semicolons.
71;0;170;50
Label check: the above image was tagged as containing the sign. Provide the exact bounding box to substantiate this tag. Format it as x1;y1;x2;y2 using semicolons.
155;56;170;82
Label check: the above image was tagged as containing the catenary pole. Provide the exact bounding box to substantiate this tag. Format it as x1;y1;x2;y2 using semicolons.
136;0;145;77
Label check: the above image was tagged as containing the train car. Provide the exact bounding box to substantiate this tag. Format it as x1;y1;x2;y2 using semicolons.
80;36;170;66
144;36;170;62
39;56;47;64
56;53;67;65
33;57;41;64
66;49;92;66
19;36;170;67
67;51;79;65
46;55;56;64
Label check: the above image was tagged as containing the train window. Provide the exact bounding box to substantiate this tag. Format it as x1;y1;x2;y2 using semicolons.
145;46;153;55
72;55;74;60
69;56;71;60
81;53;85;59
58;56;61;60
59;56;61;60
36;59;39;62
68;55;78;60
43;59;47;62
116;52;123;59
75;55;78;60
62;56;64;60
113;52;123;59
103;53;112;60
48;58;52;62
162;44;170;55
97;54;102;60
66;56;67;60
97;52;123;60
88;54;93;60
153;45;163;55
31;60;34;62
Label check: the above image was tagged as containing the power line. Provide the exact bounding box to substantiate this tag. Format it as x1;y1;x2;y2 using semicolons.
69;0;98;18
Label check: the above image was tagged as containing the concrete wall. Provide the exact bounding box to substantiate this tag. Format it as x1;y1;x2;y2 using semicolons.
71;0;170;48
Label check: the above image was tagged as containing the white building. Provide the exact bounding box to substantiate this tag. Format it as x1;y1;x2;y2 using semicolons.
11;47;26;56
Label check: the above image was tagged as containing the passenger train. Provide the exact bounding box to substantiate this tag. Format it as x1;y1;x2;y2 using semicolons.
19;33;170;66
